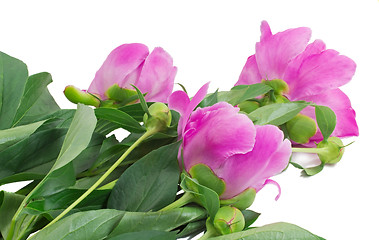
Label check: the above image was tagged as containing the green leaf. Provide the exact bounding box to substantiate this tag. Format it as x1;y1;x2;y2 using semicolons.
181;174;220;221
176;220;206;238
248;102;310;126
24;104;97;202
241;210;260;229
218;84;272;106
0;52;29;130
107;141;181;212
12;72;59;127
0;130;103;186
0;120;46;152
118;102;153;122
315;105;336;141
95;107;145;133
199;89;219;108
0;191;24;238
208;222;325;240
108;207;206;237
290;162;325;176
31;209;125;240
0;191;44;240
131;85;150;116
108;231;176;240
31;109;76;129
303;164;325;176
51;104;97;172
0;128;67;185
23;188;111;215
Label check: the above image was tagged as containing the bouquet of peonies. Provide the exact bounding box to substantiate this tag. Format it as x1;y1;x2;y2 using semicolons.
0;21;358;240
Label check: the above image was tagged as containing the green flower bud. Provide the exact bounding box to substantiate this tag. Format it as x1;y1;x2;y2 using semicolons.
262;79;289;95
213;206;245;235
220;188;256;210
238;101;260;114
286;114;317;144
64;85;100;107
317;137;344;164
143;102;172;132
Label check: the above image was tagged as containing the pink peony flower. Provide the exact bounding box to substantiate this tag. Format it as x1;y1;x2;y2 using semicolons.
235;21;358;143
88;43;177;103
168;83;292;200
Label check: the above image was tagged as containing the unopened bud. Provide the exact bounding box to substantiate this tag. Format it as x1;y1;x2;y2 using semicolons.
238;101;260;114
262;79;289;95
317;137;344;164
286;114;317;144
213;206;245;235
143;102;172;132
64;85;100;107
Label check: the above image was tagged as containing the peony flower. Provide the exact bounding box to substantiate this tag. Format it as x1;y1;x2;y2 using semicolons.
235;21;358;143
168;83;292;200
88;43;177;103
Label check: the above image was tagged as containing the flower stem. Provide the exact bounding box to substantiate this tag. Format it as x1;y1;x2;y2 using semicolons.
198;230;215;240
158;192;195;212
43;129;157;229
198;218;219;240
292;147;325;154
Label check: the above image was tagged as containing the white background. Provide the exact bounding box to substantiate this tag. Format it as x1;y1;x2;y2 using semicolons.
1;0;378;239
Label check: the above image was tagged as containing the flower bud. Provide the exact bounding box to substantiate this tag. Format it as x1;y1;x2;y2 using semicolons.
317;137;344;164
143;102;172;132
238;101;260;114
286;114;317;144
213;206;245;235
64;85;100;107
262;79;289;95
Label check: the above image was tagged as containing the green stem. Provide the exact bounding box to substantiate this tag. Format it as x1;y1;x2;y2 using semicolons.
199;230;215;240
17;215;37;240
77;159;135;178
158;192;195;212
42;129;157;229
198;218;219;240
292;147;325;154
7;204;24;240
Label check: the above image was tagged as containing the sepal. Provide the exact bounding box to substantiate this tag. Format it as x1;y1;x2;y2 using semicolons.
220;188;256;210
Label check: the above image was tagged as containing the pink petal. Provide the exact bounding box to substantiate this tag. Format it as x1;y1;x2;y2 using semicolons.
284;39;326;88
255;23;311;80
217;125;291;199
88;43;149;99
235;55;262;86
260;20;273;41
182;102;256;175
178;82;210;136
299;88;359;143
286;49;357;98
137;47;176;102
262;179;281;201
168;91;190;116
